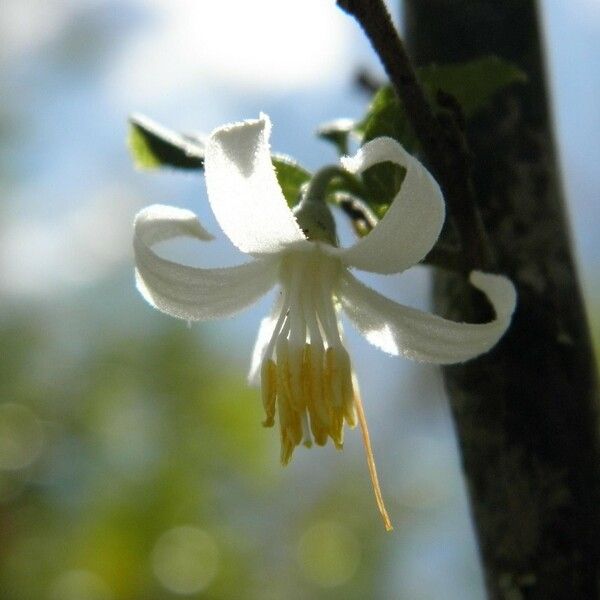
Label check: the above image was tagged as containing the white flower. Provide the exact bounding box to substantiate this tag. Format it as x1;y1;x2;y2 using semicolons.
133;114;516;528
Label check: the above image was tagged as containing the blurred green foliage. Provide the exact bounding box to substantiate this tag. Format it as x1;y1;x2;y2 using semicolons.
129;115;205;171
0;293;393;600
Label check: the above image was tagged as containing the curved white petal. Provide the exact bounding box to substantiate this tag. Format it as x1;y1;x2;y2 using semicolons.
204;114;305;255
339;270;516;364
339;137;445;274
134;204;279;321
248;313;279;386
134;204;215;244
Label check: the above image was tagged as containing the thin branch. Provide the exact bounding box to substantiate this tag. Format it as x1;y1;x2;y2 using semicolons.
334;192;378;235
337;0;492;271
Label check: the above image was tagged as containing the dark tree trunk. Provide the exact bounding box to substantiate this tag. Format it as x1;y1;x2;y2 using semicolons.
404;2;600;598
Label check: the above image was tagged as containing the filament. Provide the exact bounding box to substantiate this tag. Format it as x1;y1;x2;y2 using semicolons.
354;379;393;532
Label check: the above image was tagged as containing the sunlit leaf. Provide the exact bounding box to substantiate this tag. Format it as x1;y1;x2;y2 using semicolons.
418;55;527;117
361;162;406;208
271;154;311;206
355;87;411;208
352;55;525;214
316;118;355;155
128;116;311;207
128;114;204;170
356;86;416;149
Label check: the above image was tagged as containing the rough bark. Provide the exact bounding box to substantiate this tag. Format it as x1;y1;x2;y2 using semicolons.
404;1;600;598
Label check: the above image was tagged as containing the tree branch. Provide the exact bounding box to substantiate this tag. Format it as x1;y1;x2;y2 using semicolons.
337;0;491;271
404;1;600;598
339;1;600;597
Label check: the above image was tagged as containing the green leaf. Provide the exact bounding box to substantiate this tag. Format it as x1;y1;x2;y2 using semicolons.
361;162;406;208
128;116;311;206
352;56;525;212
355;87;412;207
316;118;355;155
271;154;311;206
418;55;527;117
128;114;204;170
355;57;525;149
356;86;416;148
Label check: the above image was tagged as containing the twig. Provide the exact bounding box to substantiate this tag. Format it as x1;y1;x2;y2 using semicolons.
336;0;492;271
334;192;378;235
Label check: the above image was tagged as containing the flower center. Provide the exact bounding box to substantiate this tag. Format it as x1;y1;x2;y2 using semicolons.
260;248;356;465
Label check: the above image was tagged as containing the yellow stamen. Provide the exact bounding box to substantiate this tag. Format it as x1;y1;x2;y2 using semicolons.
343;399;357;428
353;380;393;532
276;343;303;465
301;344;312;410
276;340;292;398
309;348;329;422
280;430;295;466
324;346;356;447
288;344;305;411
330;406;344;449
311;425;329;447
277;392;302;466
301;412;313;448
325;347;343;408
338;348;357;428
303;344;330;446
261;359;277;428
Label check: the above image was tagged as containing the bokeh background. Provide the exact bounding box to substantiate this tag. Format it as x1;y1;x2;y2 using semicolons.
0;1;598;598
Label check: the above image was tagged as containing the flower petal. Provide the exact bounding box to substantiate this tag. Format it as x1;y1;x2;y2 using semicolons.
339;137;445;274
339;270;516;363
247;294;284;385
204;114;305;255
134;204;279;321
